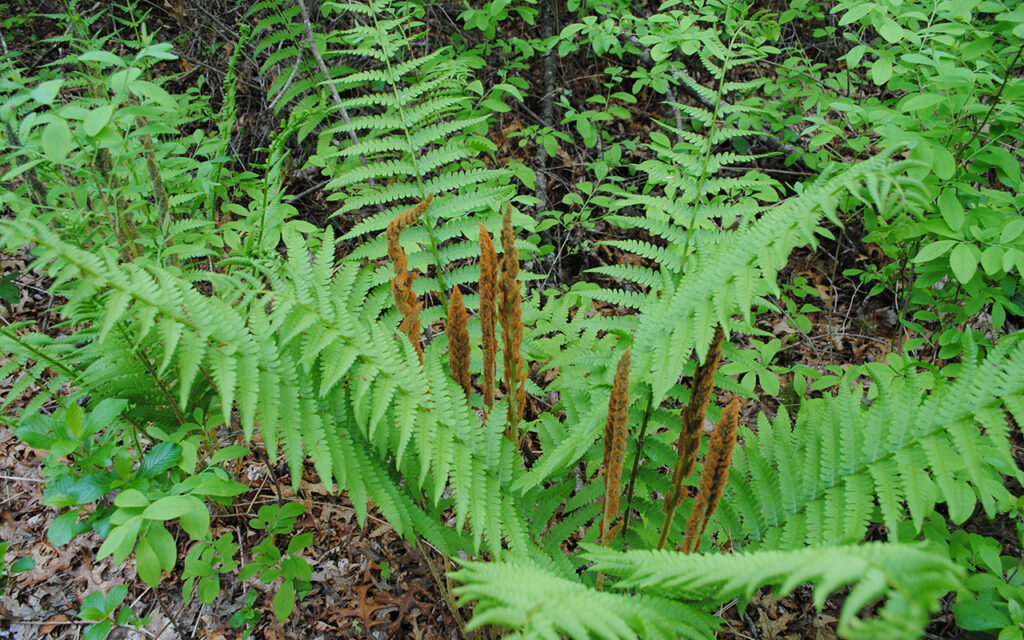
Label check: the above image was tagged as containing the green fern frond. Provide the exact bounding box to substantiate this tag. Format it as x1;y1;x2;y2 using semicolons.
723;337;1024;551
452;560;721;640
587;542;964;640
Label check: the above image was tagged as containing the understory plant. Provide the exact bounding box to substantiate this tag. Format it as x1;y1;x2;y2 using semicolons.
0;1;1021;639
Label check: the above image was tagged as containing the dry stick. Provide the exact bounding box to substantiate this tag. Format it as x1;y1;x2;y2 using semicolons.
447;285;471;398
596;348;631;591
479;223;498;413
387;195;433;361
3;123;48;207
497;203;526;444
295;0;374;187
658;324;726;549
682;398;741;554
533;0;556;212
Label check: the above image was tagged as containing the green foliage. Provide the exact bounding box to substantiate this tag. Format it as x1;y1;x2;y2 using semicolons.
0;540;36;596
720;335;1024;550
0;1;1021;638
239;503;314;622
586;542;963;640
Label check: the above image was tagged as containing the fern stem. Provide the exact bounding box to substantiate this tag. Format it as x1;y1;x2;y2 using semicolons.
135;116;175;266
676;31;739;281
597;349;631;590
116;323;187;426
620;389;653;542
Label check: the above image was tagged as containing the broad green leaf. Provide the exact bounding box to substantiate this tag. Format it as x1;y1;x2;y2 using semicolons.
10;556;35;573
913;240;955;263
901;93;944;113
78;50;125;67
273;580;295;622
113;489;150;508
1001;218;1024;243
86;398;127;432
142;495;195;521
105;585;129;612
288;532;314;554
29;79;63;105
83;104;114;137
981;245;1004;276
82;621;112;640
135;536;162;587
877;17;904;42
97;517;141;564
931;144;955;180
65;403;84;438
871;58;892;85
838;2;874;25
179;498;211;540
148;523;177;571
48;510;80;546
949;243;979;283
208;445;250;466
140;442;182;478
938;189;964;231
198;575;220;605
41;118;73;161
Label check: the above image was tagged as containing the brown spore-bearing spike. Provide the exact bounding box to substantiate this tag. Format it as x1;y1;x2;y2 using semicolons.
447;285;471;399
600;348;632;547
479;222;498;412
668;324;726;508
386;194;433;361
682;398;741;554
497;203;525;440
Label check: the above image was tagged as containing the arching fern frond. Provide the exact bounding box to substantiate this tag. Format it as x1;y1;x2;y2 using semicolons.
718;336;1024;551
451;559;721;640
587;542;964;640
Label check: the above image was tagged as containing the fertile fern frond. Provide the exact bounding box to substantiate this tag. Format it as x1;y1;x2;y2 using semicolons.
587;542;964;640
451;559;721;640
718;336;1024;552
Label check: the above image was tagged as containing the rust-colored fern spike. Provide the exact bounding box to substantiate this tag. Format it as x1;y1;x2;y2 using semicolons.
668;324;726;507
387;194;433;362
658;324;726;549
596;348;631;591
447;285;471;399
497;203;525;442
682;398;741;554
479;222;498;412
600;348;631;544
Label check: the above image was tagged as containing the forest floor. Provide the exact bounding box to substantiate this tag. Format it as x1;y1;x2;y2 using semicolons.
2;1;1023;639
